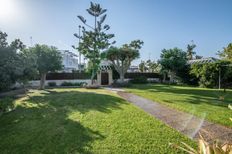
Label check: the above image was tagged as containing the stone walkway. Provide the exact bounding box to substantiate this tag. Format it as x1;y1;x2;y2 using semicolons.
117;91;232;143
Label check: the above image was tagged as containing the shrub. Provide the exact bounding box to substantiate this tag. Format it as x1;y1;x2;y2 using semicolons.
60;82;73;86
45;73;92;80
171;134;232;154
111;80;131;87
190;60;232;88
85;85;100;89
0;97;15;114
60;81;86;87
72;82;86;86
48;82;56;87
130;76;148;84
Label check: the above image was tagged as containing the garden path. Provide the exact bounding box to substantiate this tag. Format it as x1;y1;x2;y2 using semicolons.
116;91;232;143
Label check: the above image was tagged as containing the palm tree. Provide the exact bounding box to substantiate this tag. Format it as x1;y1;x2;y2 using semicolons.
187;40;196;60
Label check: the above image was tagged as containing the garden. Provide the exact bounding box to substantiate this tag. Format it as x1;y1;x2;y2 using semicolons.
0;88;195;153
0;1;232;154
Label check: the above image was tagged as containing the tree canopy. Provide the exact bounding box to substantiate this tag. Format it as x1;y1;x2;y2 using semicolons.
159;48;187;82
26;44;62;89
159;48;187;72
0;31;29;91
191;60;232;88
104;40;143;82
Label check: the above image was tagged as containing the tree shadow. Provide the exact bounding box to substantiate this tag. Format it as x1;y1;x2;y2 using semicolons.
131;84;231;107
27;89;126;113
0;89;126;153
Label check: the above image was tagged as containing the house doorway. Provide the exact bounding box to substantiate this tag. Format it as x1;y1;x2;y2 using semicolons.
101;72;109;85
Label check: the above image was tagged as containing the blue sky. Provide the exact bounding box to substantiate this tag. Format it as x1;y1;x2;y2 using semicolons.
0;0;232;64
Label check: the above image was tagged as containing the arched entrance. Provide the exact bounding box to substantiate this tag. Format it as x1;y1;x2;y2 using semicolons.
97;60;113;86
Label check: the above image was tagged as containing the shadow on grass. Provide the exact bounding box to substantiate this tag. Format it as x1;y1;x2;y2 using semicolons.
29;90;126;113
0;90;126;153
130;84;231;107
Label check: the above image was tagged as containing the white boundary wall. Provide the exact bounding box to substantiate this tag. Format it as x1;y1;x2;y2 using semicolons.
28;79;91;87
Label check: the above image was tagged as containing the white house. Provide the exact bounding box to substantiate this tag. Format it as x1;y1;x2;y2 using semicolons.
59;50;79;72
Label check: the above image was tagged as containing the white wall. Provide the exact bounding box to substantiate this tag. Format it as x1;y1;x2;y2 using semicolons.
28;79;91;87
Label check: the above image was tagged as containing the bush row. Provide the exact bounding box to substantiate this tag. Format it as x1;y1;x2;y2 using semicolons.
48;81;87;87
33;72;161;80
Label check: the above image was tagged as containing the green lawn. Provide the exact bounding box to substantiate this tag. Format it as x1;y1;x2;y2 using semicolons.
126;84;232;128
0;88;195;153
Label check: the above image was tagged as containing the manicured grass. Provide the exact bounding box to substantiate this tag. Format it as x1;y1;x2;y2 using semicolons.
0;88;195;153
126;84;232;128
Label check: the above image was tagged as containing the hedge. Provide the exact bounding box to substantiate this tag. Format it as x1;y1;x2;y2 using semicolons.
112;70;161;80
45;73;92;80
125;72;161;79
33;72;161;80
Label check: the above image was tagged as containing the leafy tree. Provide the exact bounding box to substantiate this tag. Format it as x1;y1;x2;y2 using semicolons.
190;60;232;88
138;60;147;72
158;48;187;82
139;60;160;73
0;31;8;47
186;41;196;60
27;45;63;89
73;2;115;84
105;40;143;82
175;64;198;85
18;49;38;84
218;43;232;62
10;39;26;51
146;60;160;73
0;31;29;91
0;47;21;91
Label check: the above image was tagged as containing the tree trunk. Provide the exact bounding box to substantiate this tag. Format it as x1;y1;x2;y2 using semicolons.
169;71;175;83
91;69;95;85
119;61;125;83
163;73;166;83
119;73;124;83
40;73;46;89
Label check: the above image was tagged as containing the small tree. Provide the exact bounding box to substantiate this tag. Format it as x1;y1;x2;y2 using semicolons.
105;40;143;82
158;48;187;82
73;2;115;84
27;44;63;89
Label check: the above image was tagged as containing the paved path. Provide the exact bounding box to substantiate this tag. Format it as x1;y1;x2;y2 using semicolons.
117;91;232;143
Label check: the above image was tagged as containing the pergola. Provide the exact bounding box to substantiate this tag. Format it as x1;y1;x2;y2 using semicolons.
188;57;218;65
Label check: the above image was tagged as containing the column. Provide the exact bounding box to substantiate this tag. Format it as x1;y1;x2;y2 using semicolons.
108;70;113;85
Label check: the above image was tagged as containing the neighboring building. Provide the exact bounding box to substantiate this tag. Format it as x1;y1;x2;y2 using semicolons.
59;50;79;72
188;57;219;65
127;65;140;72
